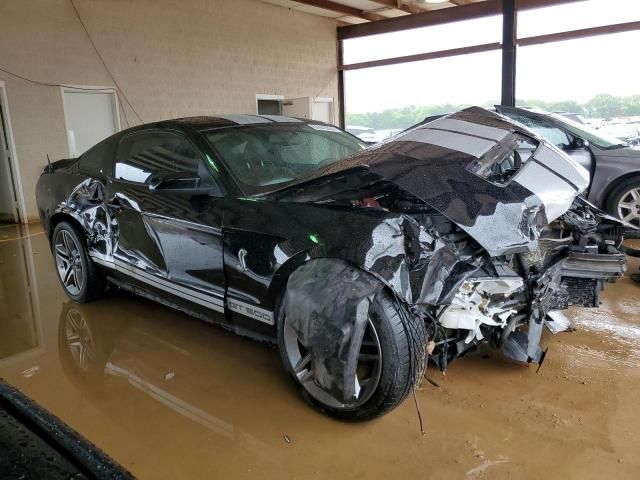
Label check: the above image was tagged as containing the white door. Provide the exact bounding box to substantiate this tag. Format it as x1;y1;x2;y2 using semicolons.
312;98;334;125
0;93;17;223
62;89;119;157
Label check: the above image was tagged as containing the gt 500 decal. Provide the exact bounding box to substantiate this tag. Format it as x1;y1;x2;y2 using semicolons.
227;299;274;325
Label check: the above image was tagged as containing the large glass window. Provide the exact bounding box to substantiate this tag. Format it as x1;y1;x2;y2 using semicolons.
516;31;640;147
343;15;501;65
517;0;640;38
345;50;501;135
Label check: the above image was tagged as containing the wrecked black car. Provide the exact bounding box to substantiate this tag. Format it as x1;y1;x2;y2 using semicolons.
36;109;626;420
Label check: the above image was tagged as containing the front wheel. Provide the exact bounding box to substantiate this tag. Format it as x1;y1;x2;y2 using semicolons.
277;287;427;421
606;177;640;229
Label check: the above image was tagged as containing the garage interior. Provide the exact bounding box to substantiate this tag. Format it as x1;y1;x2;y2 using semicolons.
1;0;640;478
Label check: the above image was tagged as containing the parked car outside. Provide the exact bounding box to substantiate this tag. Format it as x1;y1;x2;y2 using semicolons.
553;111;586;125
37;110;626;420
496;106;640;228
599;122;640;147
346;125;377;143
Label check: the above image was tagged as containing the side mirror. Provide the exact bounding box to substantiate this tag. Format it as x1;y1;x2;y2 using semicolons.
572;137;589;149
149;172;218;196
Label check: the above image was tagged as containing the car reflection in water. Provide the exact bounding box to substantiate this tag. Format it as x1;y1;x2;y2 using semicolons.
57;295;291;464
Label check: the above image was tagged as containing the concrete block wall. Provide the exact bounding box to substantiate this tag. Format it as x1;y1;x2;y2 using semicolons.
0;0;339;221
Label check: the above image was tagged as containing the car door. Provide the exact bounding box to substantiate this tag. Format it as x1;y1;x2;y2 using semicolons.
497;107;594;177
106;129;227;317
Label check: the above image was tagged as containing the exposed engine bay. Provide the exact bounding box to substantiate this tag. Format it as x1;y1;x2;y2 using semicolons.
411;197;626;370
332;187;627;371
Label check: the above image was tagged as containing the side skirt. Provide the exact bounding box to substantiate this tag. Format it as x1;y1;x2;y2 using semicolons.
106;275;276;345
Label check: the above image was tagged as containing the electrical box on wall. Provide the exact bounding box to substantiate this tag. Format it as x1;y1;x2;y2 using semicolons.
283;97;334;125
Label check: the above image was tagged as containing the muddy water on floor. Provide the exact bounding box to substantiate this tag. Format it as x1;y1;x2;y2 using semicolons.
0;230;639;479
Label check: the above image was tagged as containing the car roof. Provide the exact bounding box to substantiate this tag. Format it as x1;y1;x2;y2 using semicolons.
115;114;337;138
169;114;322;131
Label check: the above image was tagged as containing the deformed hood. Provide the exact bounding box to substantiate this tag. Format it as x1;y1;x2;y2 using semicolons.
311;107;590;256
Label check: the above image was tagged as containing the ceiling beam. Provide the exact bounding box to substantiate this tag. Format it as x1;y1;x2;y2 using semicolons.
370;0;425;14
292;0;386;21
338;0;584;39
339;42;501;70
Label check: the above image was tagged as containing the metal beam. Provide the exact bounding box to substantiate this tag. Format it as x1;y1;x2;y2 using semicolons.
339;42;501;70
500;0;517;106
293;0;385;21
337;0;583;39
337;39;346;128
518;20;640;46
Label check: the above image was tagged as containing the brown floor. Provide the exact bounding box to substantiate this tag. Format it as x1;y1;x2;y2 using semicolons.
1;225;639;479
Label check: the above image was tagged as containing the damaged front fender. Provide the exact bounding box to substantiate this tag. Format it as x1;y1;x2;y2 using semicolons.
283;259;384;404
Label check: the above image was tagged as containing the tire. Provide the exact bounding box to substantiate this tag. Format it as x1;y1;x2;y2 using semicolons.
277;286;428;421
605;177;640;229
52;221;104;302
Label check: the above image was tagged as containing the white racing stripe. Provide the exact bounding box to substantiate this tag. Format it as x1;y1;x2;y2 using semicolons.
113;260;225;311
514;161;578;222
430;118;511;142
90;255;274;323
217;114;271;125
91;254;225;312
90;254;114;269
258;115;303;123
534;145;589;192
399;128;496;158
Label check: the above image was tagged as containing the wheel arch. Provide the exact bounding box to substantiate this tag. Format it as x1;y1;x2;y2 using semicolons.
49;212;86;243
600;172;640;212
266;253;406;316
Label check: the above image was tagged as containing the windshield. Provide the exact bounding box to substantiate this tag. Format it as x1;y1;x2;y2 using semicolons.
547;112;627;149
205;123;367;194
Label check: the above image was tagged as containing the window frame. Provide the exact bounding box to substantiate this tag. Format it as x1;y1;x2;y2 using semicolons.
76;135;117;177
112;128;215;187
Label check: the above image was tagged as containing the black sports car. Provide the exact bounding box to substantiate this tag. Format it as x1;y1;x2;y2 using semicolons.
37;109;627;420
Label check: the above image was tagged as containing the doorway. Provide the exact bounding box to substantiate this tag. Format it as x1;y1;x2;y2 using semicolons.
256;94;284;116
0;81;21;224
61;87;120;157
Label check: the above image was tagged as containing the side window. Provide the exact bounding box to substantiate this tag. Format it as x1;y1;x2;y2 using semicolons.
115;131;202;184
77;138;114;176
505;112;572;150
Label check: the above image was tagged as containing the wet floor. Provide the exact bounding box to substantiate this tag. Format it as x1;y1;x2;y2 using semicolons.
1;224;639;479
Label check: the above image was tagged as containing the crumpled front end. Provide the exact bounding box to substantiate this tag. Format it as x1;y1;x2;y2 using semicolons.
275;107;626;380
428;197;626;369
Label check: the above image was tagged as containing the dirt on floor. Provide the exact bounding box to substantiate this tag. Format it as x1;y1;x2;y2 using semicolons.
0;224;639;479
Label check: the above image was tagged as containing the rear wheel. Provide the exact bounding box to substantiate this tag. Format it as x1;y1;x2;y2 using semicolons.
52;221;104;302
277;287;427;421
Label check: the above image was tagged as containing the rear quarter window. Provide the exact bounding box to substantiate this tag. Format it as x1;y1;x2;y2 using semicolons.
77;137;116;176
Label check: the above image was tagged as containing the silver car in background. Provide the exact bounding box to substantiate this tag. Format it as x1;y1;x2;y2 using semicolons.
496;106;640;229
